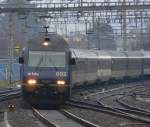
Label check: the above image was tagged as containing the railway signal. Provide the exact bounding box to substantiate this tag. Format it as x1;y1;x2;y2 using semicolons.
15;45;21;53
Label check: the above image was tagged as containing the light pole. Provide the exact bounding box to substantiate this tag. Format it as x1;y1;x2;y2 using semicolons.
8;14;14;85
122;0;127;51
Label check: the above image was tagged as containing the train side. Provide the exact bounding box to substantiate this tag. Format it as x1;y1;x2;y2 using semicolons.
143;51;150;75
20;46;150;106
70;49;150;87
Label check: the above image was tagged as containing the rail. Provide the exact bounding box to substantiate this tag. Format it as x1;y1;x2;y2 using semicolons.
67;99;150;124
32;107;100;127
0;88;21;102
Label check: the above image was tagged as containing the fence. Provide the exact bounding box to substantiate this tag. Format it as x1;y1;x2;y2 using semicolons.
0;59;20;81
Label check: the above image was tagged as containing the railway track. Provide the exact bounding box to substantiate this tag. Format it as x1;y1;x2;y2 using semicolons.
0;82;149;127
0;89;21;102
115;92;150;113
0;88;21;127
85;82;150;109
83;84;150;126
0;87;21;101
32;107;100;127
83;83;147;101
0;88;20;95
66;99;150;124
66;84;150;126
0;87;99;127
135;94;150;102
72;80;150;100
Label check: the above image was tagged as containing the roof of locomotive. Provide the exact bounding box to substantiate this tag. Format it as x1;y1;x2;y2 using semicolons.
28;33;69;52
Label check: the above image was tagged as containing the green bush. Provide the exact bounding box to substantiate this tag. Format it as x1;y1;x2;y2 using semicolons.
0;81;10;88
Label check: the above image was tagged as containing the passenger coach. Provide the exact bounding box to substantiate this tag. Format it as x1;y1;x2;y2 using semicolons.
70;49;150;86
19;34;150;106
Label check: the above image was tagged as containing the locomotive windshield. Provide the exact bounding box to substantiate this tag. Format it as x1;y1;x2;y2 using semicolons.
28;51;66;67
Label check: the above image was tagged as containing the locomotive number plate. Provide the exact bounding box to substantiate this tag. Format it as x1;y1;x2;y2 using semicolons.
56;72;67;77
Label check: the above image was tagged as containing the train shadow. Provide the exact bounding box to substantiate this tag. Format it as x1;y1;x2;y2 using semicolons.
31;104;62;109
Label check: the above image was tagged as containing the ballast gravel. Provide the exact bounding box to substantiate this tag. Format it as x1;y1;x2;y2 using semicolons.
0;98;46;127
67;107;145;127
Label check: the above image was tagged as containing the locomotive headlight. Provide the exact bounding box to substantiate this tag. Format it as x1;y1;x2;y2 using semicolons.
43;41;49;47
56;80;66;86
27;79;37;86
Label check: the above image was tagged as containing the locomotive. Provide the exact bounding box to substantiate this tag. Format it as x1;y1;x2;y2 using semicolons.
19;34;150;105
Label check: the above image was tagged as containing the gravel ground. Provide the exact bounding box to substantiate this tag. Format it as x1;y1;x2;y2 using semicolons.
100;94;124;108
71;81;145;100
118;123;150;127
86;84;147;101
137;88;150;95
0;113;4;122
8;109;46;127
0;98;46;127
67;107;145;127
98;86;150;108
0;81;149;127
87;84;150;108
116;86;150;112
121;95;150;111
69;81;150;127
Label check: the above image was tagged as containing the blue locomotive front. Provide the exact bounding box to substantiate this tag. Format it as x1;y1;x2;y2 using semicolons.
19;49;71;105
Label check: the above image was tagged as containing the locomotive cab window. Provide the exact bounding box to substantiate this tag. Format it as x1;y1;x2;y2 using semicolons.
28;51;66;67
